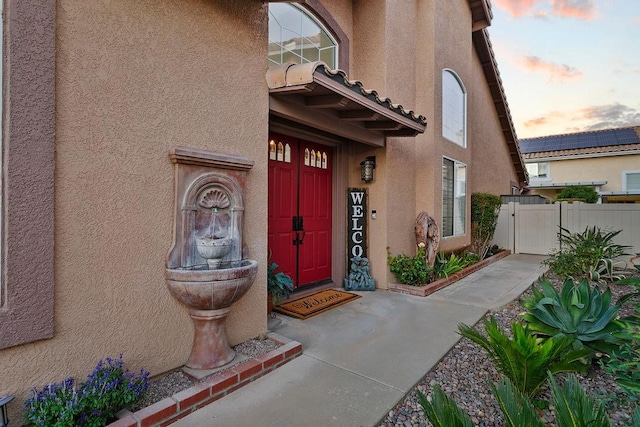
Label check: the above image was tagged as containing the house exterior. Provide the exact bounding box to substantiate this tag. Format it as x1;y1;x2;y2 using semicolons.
521;126;640;203
1;0;526;420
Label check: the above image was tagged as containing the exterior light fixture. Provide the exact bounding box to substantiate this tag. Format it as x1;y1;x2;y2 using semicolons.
0;395;14;427
360;156;376;182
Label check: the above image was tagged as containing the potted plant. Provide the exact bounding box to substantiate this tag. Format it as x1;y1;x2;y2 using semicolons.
267;262;293;316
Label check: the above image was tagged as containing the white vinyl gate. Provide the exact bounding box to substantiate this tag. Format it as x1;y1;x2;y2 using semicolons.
492;202;640;256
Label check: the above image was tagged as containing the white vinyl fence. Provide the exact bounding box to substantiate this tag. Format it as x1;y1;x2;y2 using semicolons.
492;202;640;257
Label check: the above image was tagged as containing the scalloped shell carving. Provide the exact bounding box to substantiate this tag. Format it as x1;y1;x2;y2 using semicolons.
198;189;231;209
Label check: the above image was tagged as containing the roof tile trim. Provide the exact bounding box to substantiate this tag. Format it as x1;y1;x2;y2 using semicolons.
523;143;640;159
266;61;427;126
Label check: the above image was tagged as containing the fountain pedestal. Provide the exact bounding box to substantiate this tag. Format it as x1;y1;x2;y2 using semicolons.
186;308;234;369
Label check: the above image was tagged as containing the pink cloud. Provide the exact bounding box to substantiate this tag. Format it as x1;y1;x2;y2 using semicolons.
521;103;640;136
524;116;552;127
493;0;540;18
494;0;598;20
518;56;582;82
550;0;598;21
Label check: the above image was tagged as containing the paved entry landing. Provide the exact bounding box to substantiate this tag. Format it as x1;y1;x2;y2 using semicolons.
171;254;547;427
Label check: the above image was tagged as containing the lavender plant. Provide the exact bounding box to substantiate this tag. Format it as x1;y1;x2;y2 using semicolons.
25;355;149;427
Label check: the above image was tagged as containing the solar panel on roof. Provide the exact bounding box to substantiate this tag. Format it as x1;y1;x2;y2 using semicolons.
519;127;640;153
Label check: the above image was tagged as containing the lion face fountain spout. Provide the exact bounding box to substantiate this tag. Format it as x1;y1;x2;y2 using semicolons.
165;148;256;374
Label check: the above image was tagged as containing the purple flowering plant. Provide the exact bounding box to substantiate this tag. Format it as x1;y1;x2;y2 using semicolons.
24;355;149;427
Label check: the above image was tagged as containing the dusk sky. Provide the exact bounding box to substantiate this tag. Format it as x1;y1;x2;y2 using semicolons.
487;0;640;138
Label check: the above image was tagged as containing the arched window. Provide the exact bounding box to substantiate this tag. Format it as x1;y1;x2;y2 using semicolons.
442;70;467;147
268;3;338;69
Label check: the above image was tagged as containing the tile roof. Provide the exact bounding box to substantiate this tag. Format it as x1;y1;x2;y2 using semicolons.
520;126;640;158
267;61;427;132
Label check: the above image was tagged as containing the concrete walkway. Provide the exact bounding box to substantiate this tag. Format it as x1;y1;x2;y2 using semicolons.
171;254;546;427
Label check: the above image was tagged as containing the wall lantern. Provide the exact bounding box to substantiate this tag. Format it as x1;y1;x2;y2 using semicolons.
360;156;376;182
0;395;14;427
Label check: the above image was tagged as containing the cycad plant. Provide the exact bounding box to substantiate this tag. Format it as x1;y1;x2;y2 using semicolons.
549;374;611;427
458;316;590;398
521;276;626;354
416;385;474;427
489;377;545;427
422;374;619;427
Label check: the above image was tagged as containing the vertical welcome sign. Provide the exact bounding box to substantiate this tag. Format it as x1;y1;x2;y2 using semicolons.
347;188;367;264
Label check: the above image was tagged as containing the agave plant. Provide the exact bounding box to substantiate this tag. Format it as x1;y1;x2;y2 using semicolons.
458;316;590;398
521;276;626;354
589;258;627;284
417;385;474;427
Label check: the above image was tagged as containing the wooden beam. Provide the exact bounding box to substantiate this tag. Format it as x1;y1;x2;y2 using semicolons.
306;94;350;108
338;110;382;121
365;121;403;131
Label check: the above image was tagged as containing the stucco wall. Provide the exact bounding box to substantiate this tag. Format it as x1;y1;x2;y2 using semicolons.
538;154;640;193
1;0;268;417
430;0;474;253
468;47;520;196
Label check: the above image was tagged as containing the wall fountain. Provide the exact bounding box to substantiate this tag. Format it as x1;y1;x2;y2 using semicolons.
165;147;257;376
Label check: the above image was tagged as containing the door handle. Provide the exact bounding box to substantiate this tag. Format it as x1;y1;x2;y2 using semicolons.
293;229;306;245
292;216;304;231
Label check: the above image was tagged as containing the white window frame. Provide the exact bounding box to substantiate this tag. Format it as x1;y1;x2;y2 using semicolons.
442;157;467;238
442;69;467;148
268;3;339;69
526;161;550;181
622;169;640;191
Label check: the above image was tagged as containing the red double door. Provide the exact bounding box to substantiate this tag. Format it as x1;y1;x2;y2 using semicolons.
268;133;332;290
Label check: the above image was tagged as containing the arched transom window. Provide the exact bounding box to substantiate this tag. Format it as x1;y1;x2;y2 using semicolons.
442;70;467;147
268;3;338;69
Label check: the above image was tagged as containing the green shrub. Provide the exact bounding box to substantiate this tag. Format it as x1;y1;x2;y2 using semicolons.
387;245;432;286
521;277;626;354
600;339;640;402
25;355;149;427
543;226;630;280
458;316;590;398
470;193;503;259
556;185;599;203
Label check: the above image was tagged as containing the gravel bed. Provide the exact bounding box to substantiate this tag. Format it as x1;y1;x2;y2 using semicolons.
129;338;280;411
378;273;639;427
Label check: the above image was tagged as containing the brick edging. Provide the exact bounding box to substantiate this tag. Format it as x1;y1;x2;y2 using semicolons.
388;250;512;297
107;332;303;427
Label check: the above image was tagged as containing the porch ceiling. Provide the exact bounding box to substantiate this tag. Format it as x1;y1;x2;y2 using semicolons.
267;62;427;146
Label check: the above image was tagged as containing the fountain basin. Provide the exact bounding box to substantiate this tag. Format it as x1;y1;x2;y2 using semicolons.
165;259;258;370
195;237;233;269
165;259;257;310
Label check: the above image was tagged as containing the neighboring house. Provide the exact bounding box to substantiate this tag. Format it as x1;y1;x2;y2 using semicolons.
521;126;640;203
0;0;526;419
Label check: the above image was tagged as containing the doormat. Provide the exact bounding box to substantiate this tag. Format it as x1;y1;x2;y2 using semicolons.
273;289;361;320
